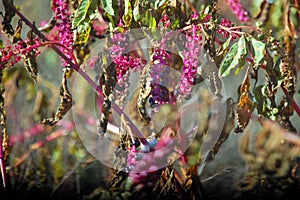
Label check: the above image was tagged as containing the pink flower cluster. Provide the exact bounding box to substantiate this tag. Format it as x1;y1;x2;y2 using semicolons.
178;25;201;97
127;145;137;170
159;14;171;29
51;0;74;66
114;55;141;80
110;32;141;106
225;0;250;22
0;38;41;69
217;18;241;40
110;32;129;59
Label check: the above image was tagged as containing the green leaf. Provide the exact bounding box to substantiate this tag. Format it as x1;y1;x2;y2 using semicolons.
235;56;246;75
76;24;92;44
219;42;238;77
122;0;132;27
149;15;157;32
101;0;114;16
251;37;265;65
253;85;267;115
0;39;3;48
133;1;140;21
73;0;98;44
219;35;248;77
72;0;91;28
154;0;166;9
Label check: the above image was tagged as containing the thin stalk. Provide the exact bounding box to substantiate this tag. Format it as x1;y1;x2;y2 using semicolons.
0;138;6;188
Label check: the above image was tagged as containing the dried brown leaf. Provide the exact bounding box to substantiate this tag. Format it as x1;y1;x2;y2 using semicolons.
98;63;116;135
41;68;73;126
1;0;15;36
234;67;254;133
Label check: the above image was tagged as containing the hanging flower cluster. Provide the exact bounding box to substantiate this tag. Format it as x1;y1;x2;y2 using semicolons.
110;32;141;106
127;145;137;171
178;25;201;97
114;55;141;80
225;0;250;22
0;38;41;68
51;0;74;66
148;14;174;106
150;45;172;105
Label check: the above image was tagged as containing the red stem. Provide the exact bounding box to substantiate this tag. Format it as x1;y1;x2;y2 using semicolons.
282;86;300;116
37;41;79;67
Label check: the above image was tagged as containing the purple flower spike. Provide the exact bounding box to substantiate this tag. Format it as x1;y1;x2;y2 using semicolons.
178;25;201;97
51;0;74;66
225;0;250;22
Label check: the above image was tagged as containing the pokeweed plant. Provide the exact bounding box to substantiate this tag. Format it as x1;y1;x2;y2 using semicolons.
0;0;300;199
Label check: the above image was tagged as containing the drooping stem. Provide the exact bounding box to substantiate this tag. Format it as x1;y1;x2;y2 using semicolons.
13;6;148;145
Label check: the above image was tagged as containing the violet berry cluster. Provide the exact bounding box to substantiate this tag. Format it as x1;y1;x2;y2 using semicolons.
0;38;41;69
150;45;172;106
128;131;174;188
51;0;74;66
149;14;174;106
225;0;250;22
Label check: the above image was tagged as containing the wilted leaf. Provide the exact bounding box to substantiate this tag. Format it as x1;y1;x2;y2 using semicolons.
98;63;116;136
234;67;254;133
41;69;73;126
1;0;15;36
250;37;265;65
13;20;22;43
219;35;248;77
204;98;234;162
24;54;38;83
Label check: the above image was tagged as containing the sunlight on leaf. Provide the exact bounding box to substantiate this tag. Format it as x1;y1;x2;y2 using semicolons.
250;37;265;65
72;0;91;28
219;35;248;77
101;0;114;16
